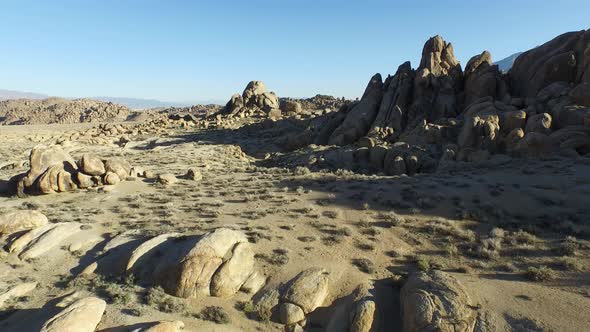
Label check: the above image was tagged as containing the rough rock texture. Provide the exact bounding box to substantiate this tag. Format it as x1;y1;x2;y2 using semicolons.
15;145;132;196
186;168;203;181
210;241;255;297
157;173;178;185
104;172;121;185
79;153;105;176
17;145;78;196
249;30;590;174
0;210;48;235
570;81;590;106
253;268;330;325
225;81;280;116
282;267;330;315
126;233;180;272
40;297;106;332
369;62;415;139
410;35;463;124
174;228;250;297
464;51;501;107
329;74;384;146
510;29;590;97
280;99;303;114
104;157;132;181
400;271;478;332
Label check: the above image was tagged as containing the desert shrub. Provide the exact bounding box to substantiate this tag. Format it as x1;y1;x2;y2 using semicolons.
477;238;502;260
414;255;431;272
510;230;537;246
145;287;186;313
322;210;341;219
558;257;583;272
293;166;311;176
352;258;375;274
525;266;556;282
555;236;579;256
196;306;230;324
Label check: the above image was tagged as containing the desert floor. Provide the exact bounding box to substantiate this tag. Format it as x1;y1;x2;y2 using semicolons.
0;122;589;331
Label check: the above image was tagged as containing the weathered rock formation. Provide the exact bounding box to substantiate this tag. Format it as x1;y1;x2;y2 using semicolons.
40;297;106;332
15;145;134;196
84;228;264;300
256;30;590;174
252;267;330;325
225;81;281;117
401;271;484;332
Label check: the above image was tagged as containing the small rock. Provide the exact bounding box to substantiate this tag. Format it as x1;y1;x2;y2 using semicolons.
186;168;203;181
104;172;121;185
157;173;178;185
279;303;305;325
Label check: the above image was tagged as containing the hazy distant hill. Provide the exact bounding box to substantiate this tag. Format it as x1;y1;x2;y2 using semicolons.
0;89;48;101
90;97;194;110
0;89;223;109
494;52;523;73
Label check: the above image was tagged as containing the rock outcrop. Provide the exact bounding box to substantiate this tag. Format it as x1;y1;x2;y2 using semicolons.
40;297;106;332
86;228;263;300
225;81;280;117
261;29;590;174
252;268;330;326
510;30;590;97
329;74;384;146
10;222;82;260
16;145;134;196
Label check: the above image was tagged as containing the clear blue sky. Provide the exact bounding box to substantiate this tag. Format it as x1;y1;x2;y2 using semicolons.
0;1;588;103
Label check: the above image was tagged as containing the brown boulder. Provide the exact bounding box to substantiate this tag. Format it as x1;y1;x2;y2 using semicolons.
79;153;105;176
104;157;131;180
18;145;78;195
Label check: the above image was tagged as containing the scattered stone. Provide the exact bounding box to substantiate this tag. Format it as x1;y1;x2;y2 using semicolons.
279;302;306;324
186;168;203;181
104;172;121;185
157;173;178;185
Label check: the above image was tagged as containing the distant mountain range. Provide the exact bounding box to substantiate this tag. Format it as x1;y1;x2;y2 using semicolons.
0;89;223;109
0;89;49;101
494;52;523;73
89;97;192;109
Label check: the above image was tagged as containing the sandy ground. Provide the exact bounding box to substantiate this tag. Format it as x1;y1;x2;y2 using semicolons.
0;122;589;331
